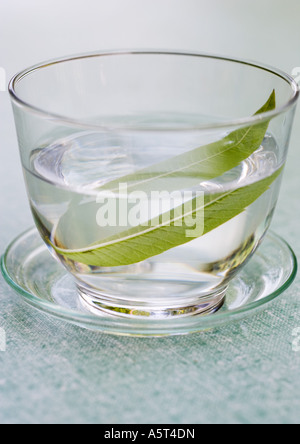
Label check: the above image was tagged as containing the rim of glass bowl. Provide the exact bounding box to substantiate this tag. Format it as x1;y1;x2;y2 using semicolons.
8;50;300;132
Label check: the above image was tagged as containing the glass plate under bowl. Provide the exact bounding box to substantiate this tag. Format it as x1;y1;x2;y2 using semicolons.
1;228;297;337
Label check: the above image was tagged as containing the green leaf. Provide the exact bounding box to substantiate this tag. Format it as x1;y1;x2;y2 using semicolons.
54;167;283;267
98;90;276;194
53;91;279;267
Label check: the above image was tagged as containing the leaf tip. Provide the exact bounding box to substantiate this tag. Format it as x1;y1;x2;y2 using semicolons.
269;89;276;109
254;90;276;116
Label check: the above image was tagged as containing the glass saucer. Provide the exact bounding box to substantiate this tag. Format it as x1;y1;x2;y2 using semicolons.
1;228;297;337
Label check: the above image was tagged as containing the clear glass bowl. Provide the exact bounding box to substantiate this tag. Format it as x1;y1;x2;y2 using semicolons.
8;51;299;320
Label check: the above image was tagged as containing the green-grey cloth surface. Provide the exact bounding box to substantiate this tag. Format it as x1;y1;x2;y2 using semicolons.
0;0;300;424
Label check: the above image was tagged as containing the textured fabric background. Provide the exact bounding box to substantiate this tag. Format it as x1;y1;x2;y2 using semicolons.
0;0;300;424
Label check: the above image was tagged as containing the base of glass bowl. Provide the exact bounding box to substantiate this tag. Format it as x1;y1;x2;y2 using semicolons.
77;280;226;319
1;228;297;337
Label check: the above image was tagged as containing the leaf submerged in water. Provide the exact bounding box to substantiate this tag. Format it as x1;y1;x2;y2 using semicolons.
53;91;279;267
